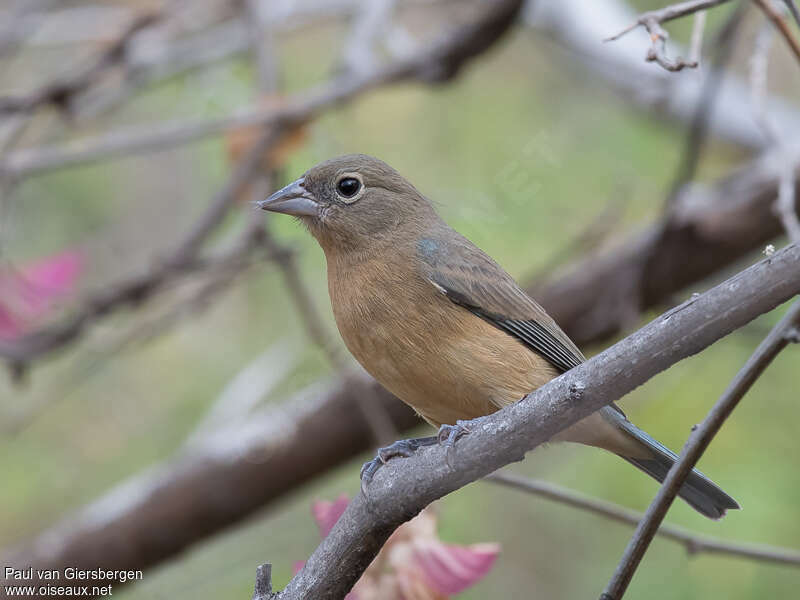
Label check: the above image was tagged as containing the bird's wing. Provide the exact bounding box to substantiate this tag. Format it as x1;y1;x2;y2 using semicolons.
416;232;585;374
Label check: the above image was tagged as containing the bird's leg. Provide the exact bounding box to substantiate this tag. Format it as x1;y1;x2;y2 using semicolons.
360;436;438;494
437;417;485;469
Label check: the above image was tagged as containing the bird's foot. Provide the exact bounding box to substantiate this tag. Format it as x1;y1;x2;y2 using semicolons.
360;436;438;495
437;417;483;469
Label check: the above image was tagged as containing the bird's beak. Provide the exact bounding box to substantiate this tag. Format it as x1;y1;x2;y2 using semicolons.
256;178;318;217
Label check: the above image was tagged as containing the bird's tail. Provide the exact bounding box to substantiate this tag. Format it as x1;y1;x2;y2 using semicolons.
614;418;740;520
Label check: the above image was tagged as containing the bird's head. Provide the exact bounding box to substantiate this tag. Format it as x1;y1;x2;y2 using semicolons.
257;154;437;252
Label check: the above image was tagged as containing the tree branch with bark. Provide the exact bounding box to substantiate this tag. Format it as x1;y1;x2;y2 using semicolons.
276;244;800;599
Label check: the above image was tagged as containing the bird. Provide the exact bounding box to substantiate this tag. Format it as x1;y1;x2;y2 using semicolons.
257;154;739;520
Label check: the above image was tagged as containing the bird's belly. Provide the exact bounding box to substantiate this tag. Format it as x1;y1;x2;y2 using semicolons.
337;303;559;427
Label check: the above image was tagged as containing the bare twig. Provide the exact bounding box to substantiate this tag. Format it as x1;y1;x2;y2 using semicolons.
688;9;708;64
278;245;800;600
486;471;800;567
754;0;800;63
526;0;800;149
601;299;800;600
0;232;276;434
0;127;282;372
0;0;523;180
606;0;732;40
0;11;161;115
604;0;732;71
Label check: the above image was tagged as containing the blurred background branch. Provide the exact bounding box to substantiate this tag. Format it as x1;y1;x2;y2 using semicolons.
486;471;800;566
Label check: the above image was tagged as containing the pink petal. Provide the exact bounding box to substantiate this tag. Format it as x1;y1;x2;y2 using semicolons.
0;250;84;339
412;541;500;595
21;250;83;295
0;306;22;339
311;494;349;538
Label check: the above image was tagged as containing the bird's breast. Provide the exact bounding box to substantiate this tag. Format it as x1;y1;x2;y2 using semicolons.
327;256;558;426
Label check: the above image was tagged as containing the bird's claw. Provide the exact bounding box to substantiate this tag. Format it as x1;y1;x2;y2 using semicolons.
437;418;480;469
359;436;437;496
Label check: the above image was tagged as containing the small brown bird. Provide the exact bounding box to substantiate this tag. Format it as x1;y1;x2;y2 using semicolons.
258;154;738;519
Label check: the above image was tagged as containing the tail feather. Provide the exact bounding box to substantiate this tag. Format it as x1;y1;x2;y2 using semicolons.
614;417;740;520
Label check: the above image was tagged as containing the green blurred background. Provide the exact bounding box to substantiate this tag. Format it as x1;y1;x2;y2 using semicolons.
1;1;799;598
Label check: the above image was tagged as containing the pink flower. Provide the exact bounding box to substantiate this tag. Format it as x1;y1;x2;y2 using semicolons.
296;496;500;600
0;250;83;339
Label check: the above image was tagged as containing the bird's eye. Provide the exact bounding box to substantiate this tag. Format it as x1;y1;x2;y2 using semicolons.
336;176;361;200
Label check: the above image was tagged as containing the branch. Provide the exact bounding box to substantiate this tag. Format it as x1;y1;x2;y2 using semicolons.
525;0;800;149
485;471;800;567
601;299;800;599
278;244;800;599
0;0;523;179
604;0;732;71
687;9;708;65
53;0;800;151
0;11;161;115
0;127;283;375
6;246;798;589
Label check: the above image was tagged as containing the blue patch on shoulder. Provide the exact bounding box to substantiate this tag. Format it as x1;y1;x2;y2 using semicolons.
417;238;440;260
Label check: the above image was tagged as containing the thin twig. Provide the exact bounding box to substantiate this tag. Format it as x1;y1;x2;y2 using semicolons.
486;471;800;567
0;0;524;180
606;0;733;40
754;0;800;63
688;9;708;64
604;0;733;71
601;299;800;600
0;11;161;115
